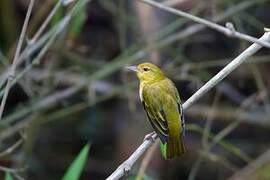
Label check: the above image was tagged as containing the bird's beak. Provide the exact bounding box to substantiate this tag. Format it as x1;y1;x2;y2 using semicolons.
126;66;138;72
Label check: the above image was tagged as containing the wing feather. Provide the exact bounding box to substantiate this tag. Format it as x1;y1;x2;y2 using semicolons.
142;85;169;143
142;101;169;143
172;83;185;136
141;79;185;143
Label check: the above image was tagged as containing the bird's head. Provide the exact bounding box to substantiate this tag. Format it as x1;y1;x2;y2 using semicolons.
127;62;165;83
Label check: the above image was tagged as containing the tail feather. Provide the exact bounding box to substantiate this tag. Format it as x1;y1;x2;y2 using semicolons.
166;135;185;159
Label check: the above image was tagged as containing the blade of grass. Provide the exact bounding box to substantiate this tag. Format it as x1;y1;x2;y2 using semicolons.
62;143;91;180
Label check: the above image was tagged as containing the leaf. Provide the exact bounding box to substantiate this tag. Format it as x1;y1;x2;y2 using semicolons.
5;172;13;180
159;142;167;159
69;0;87;38
62;143;91;180
50;4;64;27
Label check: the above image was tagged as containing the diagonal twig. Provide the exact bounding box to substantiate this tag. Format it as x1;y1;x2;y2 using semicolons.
182;32;270;109
29;0;75;44
140;0;270;49
0;138;23;157
28;0;63;44
159;0;267;48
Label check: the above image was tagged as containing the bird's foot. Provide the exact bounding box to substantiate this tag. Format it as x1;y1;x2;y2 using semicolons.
122;163;131;176
143;132;156;142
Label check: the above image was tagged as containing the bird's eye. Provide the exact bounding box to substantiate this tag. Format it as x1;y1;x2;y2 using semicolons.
143;67;150;72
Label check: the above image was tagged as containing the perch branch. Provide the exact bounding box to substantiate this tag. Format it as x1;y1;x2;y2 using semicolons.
106;32;270;180
183;32;270;109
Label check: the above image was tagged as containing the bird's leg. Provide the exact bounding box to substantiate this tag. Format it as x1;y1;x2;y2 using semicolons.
143;131;156;142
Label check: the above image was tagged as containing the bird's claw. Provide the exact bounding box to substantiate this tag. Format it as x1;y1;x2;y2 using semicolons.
143;132;156;142
122;163;131;176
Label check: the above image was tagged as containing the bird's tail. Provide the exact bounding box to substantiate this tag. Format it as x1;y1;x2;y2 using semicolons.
166;135;185;159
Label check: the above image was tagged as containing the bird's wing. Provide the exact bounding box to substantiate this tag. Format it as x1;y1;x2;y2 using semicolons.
172;84;185;136
142;87;169;143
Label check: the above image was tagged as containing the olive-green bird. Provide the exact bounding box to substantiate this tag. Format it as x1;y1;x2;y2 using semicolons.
127;62;186;159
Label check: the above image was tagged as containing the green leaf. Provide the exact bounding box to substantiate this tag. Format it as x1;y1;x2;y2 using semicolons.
159;142;167;159
5;172;13;180
62;143;91;180
50;3;64;27
69;2;87;38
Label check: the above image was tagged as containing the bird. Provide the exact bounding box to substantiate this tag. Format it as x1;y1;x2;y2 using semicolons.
127;62;186;159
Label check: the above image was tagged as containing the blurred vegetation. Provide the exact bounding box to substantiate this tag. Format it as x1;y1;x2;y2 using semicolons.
0;0;270;179
62;143;90;180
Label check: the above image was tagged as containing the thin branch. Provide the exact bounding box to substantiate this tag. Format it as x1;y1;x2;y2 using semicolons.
186;103;270;127
0;165;26;180
162;0;188;7
0;0;35;120
48;0;259;90
29;0;75;44
106;32;270;180
154;0;267;49
140;0;270;49
182;55;270;70
0;0;91;101
0;138;23;157
183;32;270;109
29;0;62;44
200;151;239;173
188;155;204;180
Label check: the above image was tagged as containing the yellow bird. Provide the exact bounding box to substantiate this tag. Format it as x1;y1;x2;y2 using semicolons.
127;62;186;159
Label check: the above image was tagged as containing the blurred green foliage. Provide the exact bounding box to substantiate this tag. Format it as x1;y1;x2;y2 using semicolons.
62;143;91;180
4;172;13;180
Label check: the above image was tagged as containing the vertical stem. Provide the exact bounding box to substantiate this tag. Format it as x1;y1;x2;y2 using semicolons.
0;0;36;120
